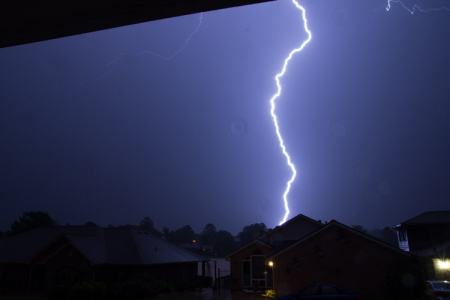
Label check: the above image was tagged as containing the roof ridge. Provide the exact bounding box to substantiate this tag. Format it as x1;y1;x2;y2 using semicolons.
269;220;410;259
400;210;450;225
260;213;323;239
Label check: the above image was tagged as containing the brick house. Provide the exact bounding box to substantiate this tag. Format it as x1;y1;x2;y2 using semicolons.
227;214;410;300
0;225;208;292
226;214;323;290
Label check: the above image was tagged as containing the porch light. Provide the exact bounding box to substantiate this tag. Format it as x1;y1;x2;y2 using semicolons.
268;261;274;267
437;259;450;270
433;258;450;271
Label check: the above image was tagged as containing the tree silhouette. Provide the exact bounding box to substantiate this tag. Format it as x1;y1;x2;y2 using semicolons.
215;230;237;255
237;223;266;246
162;226;173;241
380;227;398;247
10;211;57;235
173;225;196;244
138;216;162;237
351;224;368;234
200;223;217;246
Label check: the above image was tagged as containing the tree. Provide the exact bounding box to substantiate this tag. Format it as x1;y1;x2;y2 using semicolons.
139;217;154;232
10;211;57;235
351;225;368;234
172;225;196;244
365;227;399;247
237;223;266;246
138;217;162;237
162;226;173;241
214;230;237;256
200;223;217;246
380;226;399;247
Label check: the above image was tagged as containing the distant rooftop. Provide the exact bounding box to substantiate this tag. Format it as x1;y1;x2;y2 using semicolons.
399;211;450;226
0;225;207;265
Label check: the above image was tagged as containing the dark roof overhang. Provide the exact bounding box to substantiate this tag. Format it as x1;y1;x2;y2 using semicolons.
0;0;275;48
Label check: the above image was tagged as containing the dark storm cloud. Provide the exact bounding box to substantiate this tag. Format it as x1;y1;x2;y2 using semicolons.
0;0;449;234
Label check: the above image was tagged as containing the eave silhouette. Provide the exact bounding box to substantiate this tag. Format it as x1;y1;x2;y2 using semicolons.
0;0;275;48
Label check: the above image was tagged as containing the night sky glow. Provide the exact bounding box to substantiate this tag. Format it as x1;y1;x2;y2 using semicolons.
1;0;450;234
274;0;450;224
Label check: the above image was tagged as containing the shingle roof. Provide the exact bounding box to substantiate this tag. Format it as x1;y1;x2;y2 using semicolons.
0;226;101;263
400;211;450;225
268;220;410;259
225;214;323;258
260;214;323;240
0;226;207;265
131;229;206;265
66;229;108;264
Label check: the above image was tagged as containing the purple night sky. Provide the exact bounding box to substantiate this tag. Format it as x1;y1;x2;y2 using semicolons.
1;0;449;234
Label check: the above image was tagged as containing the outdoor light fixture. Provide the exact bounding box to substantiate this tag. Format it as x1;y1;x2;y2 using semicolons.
433;258;450;270
268;261;274;267
438;260;450;270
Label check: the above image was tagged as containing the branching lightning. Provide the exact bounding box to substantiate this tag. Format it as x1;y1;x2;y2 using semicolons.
386;0;450;13
105;13;203;72
82;13;203;86
271;0;312;225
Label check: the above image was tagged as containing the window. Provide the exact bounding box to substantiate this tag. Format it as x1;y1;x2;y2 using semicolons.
242;249;272;287
243;257;251;286
398;229;408;242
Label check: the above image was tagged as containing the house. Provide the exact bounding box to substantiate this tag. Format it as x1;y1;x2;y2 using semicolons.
227;214;411;300
395;211;450;279
226;214;323;290
0;225;208;292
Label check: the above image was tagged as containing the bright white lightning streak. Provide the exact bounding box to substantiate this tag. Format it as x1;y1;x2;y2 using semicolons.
271;0;312;225
386;0;450;13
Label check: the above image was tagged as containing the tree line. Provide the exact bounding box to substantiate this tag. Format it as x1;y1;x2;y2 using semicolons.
0;211;268;256
0;211;399;256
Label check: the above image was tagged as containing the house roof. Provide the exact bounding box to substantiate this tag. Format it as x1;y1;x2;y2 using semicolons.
0;226;102;263
225;214;323;258
0;226;207;265
269;220;410;259
225;239;271;259
259;214;324;240
129;228;206;265
398;211;450;226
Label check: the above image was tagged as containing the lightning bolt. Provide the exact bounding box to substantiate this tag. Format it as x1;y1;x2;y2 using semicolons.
386;0;450;13
271;0;449;226
270;0;312;225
